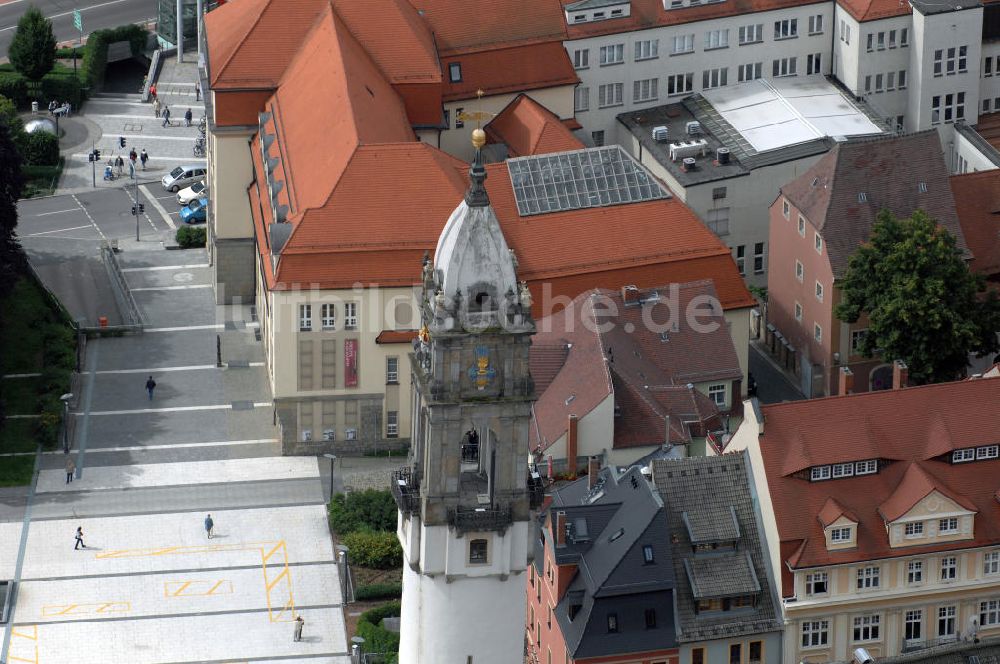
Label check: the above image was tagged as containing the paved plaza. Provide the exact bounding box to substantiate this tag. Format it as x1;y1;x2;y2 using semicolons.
1;68;351;659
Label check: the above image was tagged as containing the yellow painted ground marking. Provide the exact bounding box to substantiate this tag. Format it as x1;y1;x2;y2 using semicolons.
164;579;234;597
41;601;130;617
8;624;38;664
93;539;297;622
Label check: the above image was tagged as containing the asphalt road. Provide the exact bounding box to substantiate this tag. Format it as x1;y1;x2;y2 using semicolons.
0;0;157;59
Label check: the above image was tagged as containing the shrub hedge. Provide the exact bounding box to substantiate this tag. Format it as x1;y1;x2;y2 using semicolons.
81;24;148;90
342;530;403;570
17;131;59;166
0;73;28;107
329;489;398;534
356;601;401;662
175;226;206;248
354;582;402;601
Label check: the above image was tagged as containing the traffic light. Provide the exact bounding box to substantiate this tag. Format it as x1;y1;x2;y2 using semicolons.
94;149;101;159
119;136;126;148
88;152;94;162
131;206;137;215
138;203;145;214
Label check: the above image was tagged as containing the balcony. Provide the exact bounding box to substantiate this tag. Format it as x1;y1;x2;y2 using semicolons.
901;636;958;654
391;467;420;516
461;442;479;464
528;471;545;510
450;504;512;535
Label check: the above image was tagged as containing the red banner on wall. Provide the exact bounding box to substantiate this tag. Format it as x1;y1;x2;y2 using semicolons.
344;338;358;387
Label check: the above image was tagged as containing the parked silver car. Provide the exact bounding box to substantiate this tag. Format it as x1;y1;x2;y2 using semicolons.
162;164;207;192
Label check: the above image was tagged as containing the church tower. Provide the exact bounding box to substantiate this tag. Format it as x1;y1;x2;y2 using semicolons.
394;129;543;664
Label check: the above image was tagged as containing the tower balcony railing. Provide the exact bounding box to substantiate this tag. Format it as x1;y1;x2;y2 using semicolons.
391;467;420;516
528;471;545;510
461;443;479;464
450;504;512;535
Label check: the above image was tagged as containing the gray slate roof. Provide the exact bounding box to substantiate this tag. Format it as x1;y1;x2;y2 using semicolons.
565;0;630;10
653;453;782;643
682;505;740;544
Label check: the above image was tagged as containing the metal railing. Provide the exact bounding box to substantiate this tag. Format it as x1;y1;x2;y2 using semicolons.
451;505;512;535
100;242;144;332
528;472;545;510
901;635;959;653
461;442;479;463
390;467;420;515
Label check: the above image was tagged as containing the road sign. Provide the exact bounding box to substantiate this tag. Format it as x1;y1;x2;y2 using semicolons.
73;9;82;32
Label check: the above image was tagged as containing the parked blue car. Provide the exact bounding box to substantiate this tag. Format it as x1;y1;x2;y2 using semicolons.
180;197;208;224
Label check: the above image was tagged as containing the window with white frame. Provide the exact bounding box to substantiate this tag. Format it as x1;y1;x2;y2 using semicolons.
831;526;852;542
806;572;828;595
952;448;976;463
938;606;957;637
931;94;965;125
856;459;878;475
753;242;765;274
774;18;797;39
864;75;872;94
815;281;824;302
801;620;829;648
888;29;897;46
599;44;624;65
738;23;763;44
782;198;790;218
386;356;399;383
841;21;851;44
672;34;694;54
299;304;312;331
574;86;590;112
345;428;358;440
958;45;968;72
708;384;726;406
667;72;693;95
634;39;658;60
908;560;924;584
798;215;806;236
832;462;854;478
987;56;995;77
321;303;336;330
939;517;959;534
702;68;728;89
795;260;804;282
982;600;1000;626
877;31;885;49
344;302;358;329
853;614;880;642
875;73;883;92
633;78;659;103
705;208;729;235
735;245;745;275
904;522;924;537
573;49;589;69
813;232;823;254
810;465;831;481
866;33;874;52
808;14;823;34
900;27;908;45
773;57;797;77
857;566;880;589
985;551;1000;575
905;610;923;641
887;71;895;90
794;302;802;322
814;323;823;343
705;29;729;49
898;69;907;89
940;556;958;581
598;83;623;107
469;538;488;564
807;53;822;75
977;444;999;459
738;62;762;82
449;62;462;82
386;410;398;437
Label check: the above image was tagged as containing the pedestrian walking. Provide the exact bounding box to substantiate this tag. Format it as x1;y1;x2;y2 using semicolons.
116;155;125;176
162;106;171;128
153;98;161;118
129;148;137;164
140;149;148;170
204;514;214;539
195;80;201;101
293;616;304;642
48;100;56;115
65;457;76;484
74;526;85;550
184;108;193;127
145;376;156;400
150;83;157;100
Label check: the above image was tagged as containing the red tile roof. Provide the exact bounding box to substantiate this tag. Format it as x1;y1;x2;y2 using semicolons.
753;376;1000;586
205;0;329;90
485;94;584;157
529;283;737;450
408;0;568;54
817;497;858;528
332;0;440;85
977;113;1000;154
835;0;910;22
780;131;966;278
950;170;1000;278
376;329;419;343
440;42;578;102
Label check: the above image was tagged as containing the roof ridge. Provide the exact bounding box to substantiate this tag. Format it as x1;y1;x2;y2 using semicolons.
212;0;274;86
761;374;1000;412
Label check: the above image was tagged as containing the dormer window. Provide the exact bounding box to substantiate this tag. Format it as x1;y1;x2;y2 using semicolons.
805;571;828;595
810;466;831;481
811;459;878;480
642;544;655;563
832;463;854;478
831;526;853;542
904;522;924;538
953;449;976;463
939;517;959;534
951;444;998;463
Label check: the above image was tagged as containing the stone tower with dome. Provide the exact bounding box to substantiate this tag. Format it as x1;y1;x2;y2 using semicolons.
393;128;543;664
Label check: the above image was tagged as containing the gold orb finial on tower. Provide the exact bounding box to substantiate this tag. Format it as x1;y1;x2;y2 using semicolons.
472;127;486;149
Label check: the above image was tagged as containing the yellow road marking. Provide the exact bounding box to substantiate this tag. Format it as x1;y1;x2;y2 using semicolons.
9;625;38;664
41;602;130;616
164;580;234;597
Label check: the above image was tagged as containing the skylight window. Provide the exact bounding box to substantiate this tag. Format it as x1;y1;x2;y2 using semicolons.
609;528;625;543
448;62;462;83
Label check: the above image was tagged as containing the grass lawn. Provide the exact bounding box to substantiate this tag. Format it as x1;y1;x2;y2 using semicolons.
0;277;52;375
1;377;40;415
0;455;35;487
21;159;64;199
0;419;37;455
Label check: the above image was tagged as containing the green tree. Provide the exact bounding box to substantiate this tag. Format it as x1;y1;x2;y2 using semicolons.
8;6;56;82
328;489;398;534
835;209;1000;385
0;95;23;136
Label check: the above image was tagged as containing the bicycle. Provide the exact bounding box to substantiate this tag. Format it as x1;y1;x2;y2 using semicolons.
193;138;206;157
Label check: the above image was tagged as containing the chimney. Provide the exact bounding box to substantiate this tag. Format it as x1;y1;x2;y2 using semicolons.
555;511;566;547
587;456;600;489
892;359;909;389
566;415;579;475
621;284;640;306
838;366;854;395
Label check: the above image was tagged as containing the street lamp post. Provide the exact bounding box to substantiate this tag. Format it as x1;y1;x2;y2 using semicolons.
60;393;73;453
350;636;365;664
323;453;337;503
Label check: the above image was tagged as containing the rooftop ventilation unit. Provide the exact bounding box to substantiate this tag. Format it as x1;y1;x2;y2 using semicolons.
652;125;669;142
853;648;874;664
716;147;731;165
686;120;702;136
670;139;708;161
682;157;697;171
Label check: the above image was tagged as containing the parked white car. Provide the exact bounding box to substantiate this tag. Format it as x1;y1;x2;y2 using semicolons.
177;180;208;205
